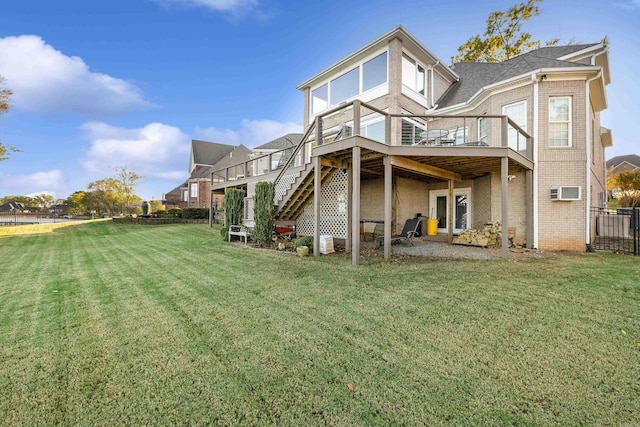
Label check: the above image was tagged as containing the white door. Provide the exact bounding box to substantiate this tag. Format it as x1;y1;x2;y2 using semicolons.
429;189;471;234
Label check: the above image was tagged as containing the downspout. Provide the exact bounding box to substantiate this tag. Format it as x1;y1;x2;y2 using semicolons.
585;70;603;248
532;73;539;249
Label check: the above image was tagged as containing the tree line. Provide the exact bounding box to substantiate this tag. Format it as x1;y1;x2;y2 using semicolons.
0;167;164;217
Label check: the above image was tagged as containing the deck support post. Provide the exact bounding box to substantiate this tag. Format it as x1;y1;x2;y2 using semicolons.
501;156;509;255
525;169;533;249
346;159;353;253
352;146;361;265
448;179;454;244
313;155;321;257
384;156;392;259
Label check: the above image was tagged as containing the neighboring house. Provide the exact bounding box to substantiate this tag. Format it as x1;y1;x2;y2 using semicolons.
606;154;640;176
0;202;24;212
211;25;612;263
168;140;236;209
164;183;187;209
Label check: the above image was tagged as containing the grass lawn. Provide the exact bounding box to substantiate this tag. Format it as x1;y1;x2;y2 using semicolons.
0;221;638;426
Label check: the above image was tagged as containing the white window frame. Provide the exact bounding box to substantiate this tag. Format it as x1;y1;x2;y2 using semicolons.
401;52;431;103
190;182;198;198
478;117;487;144
182;190;188;202
310;50;388;116
502;100;527;151
549;96;572;148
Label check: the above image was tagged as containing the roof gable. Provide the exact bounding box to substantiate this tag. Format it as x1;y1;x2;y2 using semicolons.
190;140;235;171
437;43;605;109
606;154;640;169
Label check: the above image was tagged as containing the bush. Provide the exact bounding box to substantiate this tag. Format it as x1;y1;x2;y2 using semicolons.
253;182;276;247
224;189;244;226
181;207;209;219
220;227;229;241
294;236;313;252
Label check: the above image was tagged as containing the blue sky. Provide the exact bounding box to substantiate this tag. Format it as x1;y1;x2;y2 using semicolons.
0;0;638;201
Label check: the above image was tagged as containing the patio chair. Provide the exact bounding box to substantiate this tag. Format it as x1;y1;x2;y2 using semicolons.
375;218;422;247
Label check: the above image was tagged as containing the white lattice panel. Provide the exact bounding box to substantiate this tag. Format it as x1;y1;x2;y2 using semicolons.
296;169;348;239
275;172;299;204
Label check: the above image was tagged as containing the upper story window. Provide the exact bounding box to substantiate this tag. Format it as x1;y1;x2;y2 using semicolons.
549;97;572;147
502;100;527;151
311;51;388;115
402;53;430;100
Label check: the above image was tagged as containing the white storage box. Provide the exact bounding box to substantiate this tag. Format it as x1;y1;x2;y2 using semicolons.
319;235;335;254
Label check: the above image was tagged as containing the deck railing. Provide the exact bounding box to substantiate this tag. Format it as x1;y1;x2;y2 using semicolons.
210;101;532;186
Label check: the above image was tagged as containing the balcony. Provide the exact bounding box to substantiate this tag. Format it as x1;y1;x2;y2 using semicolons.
211;100;532;189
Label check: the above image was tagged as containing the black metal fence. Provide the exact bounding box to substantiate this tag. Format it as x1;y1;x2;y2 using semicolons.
591;207;640;255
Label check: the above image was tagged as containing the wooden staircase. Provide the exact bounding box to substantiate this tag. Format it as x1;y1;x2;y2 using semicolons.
276;163;338;221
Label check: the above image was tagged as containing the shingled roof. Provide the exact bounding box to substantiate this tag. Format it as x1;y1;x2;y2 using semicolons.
437;44;599;109
254;133;303;151
191;140;236;167
606;154;640;169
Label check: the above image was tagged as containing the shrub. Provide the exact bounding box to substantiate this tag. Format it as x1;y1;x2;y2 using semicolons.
220;227;229;241
181;207;209;219
224;189;244;226
253;182;275;247
294;235;313;252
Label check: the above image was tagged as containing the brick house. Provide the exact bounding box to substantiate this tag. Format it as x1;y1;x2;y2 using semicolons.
211;26;612;263
606;154;640;176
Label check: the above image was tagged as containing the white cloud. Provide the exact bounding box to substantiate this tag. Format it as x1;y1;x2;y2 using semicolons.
81;122;190;181
152;0;258;12
194;119;302;148
0;170;67;196
0;35;153;116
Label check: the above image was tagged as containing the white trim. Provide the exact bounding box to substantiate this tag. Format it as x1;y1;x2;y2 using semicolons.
435;67;601;115
429;188;472;234
548;96;572;148
557;43;605;61
585;70;602;245
297;25;458;90
532;74;539;249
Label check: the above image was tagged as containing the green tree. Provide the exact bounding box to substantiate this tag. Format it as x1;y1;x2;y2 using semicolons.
455;0;542;63
224;188;244;227
115;166;142;215
253;182;275;247
0;76;19;162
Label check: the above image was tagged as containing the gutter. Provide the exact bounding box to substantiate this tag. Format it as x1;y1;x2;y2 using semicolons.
585;70;603;248
436;66;601;115
532;73;539;248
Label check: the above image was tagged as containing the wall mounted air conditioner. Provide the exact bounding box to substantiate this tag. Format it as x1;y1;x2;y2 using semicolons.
551;186;581;201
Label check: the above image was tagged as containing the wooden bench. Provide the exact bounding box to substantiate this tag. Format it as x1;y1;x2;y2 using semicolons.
228;220;254;244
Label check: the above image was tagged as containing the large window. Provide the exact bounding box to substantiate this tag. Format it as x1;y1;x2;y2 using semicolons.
330;68;359;105
502;101;527;151
402;53;430;98
190;183;198;198
311;51;388;115
549;97;572;147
